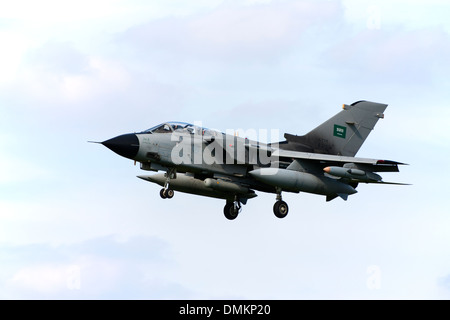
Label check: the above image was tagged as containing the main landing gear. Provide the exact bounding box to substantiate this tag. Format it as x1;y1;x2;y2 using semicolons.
160;168;176;200
223;189;289;220
223;199;242;220
273;188;288;219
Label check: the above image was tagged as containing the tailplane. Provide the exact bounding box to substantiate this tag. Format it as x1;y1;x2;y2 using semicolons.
280;101;388;157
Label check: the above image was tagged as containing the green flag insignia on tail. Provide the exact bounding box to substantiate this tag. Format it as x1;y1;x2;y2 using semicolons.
333;124;347;139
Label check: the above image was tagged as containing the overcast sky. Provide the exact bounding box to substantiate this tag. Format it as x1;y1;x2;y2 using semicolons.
1;0;449;299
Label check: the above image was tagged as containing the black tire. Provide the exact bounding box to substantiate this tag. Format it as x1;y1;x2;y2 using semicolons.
224;202;239;220
165;189;174;199
273;200;289;218
160;188;167;199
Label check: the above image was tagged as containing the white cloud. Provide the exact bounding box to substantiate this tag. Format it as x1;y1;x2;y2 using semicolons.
0;134;49;185
0;31;30;84
0;155;47;185
343;0;450;32
8;264;71;295
120;0;343;62
0;0;118;22
0;235;186;299
325;27;450;85
12;48;132;106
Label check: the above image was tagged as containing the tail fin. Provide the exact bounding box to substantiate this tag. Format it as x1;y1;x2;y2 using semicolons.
282;101;388;157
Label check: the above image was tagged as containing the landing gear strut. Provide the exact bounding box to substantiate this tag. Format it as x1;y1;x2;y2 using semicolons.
273;188;288;218
160;168;176;199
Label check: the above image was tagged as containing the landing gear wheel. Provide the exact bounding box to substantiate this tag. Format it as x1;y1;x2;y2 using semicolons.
165;188;174;199
273;200;289;218
160;188;174;199
224;202;239;220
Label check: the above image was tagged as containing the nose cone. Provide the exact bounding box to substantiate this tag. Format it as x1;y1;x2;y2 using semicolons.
102;133;139;160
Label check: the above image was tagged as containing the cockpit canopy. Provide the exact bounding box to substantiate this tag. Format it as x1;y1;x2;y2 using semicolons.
141;121;220;136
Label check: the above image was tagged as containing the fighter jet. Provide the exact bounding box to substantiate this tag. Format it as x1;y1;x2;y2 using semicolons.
92;101;408;220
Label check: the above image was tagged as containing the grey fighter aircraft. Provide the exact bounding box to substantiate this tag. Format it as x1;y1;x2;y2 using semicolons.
92;100;407;220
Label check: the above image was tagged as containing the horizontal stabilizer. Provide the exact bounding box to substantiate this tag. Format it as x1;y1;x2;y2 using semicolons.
326;193;350;201
337;193;349;200
371;181;411;185
326;194;338;202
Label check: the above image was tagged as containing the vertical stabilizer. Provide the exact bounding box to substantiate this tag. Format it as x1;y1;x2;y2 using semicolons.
281;101;387;157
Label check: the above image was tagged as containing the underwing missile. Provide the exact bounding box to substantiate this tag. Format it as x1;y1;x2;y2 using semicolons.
323;166;382;182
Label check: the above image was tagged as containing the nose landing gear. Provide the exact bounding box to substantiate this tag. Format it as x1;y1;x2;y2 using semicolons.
159;168;176;199
160;188;174;199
